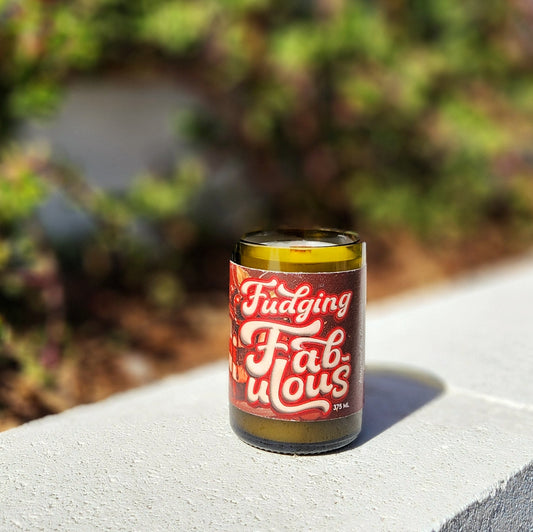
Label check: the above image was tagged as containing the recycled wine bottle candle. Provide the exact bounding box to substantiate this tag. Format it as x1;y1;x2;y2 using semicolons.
229;229;366;454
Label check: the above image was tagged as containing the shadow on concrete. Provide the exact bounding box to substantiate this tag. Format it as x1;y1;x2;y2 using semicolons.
352;365;445;448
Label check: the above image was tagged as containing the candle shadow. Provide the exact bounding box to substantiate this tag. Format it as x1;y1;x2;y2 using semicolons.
349;365;445;449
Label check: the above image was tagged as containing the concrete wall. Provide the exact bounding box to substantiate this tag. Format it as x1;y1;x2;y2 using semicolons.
20;79;260;241
1;256;532;531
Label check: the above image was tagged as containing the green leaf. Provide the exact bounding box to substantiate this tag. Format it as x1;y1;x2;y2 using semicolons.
141;2;217;52
0;152;48;224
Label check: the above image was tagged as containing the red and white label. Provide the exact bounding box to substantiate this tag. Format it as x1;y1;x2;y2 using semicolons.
229;262;365;421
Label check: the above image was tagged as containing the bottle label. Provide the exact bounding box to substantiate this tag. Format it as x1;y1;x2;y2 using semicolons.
229;261;365;421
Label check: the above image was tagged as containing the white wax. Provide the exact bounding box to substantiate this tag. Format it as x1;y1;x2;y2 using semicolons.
261;240;334;248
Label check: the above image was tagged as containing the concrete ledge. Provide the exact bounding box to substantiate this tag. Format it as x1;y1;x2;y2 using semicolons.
1;257;533;531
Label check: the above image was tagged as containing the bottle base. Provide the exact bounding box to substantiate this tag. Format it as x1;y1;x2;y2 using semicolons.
231;423;360;454
230;408;362;455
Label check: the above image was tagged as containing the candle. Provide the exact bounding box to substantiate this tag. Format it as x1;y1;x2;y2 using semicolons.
229;229;366;454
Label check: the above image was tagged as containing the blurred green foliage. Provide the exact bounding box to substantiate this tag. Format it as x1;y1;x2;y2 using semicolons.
1;0;533;377
0;148;46;225
137;0;533;238
2;0;533;235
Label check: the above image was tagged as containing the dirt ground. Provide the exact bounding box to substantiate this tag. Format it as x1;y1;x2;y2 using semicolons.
0;229;529;432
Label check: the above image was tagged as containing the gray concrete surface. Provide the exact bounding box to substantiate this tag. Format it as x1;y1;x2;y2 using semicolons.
1;256;532;531
21;80;261;241
21;79;195;190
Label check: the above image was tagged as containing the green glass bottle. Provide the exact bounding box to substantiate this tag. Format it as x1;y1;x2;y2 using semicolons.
229;229;366;454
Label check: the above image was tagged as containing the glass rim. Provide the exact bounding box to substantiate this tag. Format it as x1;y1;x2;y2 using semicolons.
239;228;362;249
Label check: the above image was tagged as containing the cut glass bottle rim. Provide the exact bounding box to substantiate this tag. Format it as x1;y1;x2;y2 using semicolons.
240;228;361;248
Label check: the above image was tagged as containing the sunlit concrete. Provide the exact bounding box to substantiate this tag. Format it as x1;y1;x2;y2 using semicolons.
1;256;532;531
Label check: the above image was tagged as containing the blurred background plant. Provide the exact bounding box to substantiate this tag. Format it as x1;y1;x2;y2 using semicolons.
1;0;533;429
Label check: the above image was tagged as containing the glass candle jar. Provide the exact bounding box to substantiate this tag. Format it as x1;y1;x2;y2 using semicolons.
229;229;366;454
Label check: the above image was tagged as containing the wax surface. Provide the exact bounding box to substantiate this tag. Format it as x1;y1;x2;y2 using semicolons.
259;240;334;248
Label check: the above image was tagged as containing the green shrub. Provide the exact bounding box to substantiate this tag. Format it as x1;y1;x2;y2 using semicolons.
2;0;533;237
